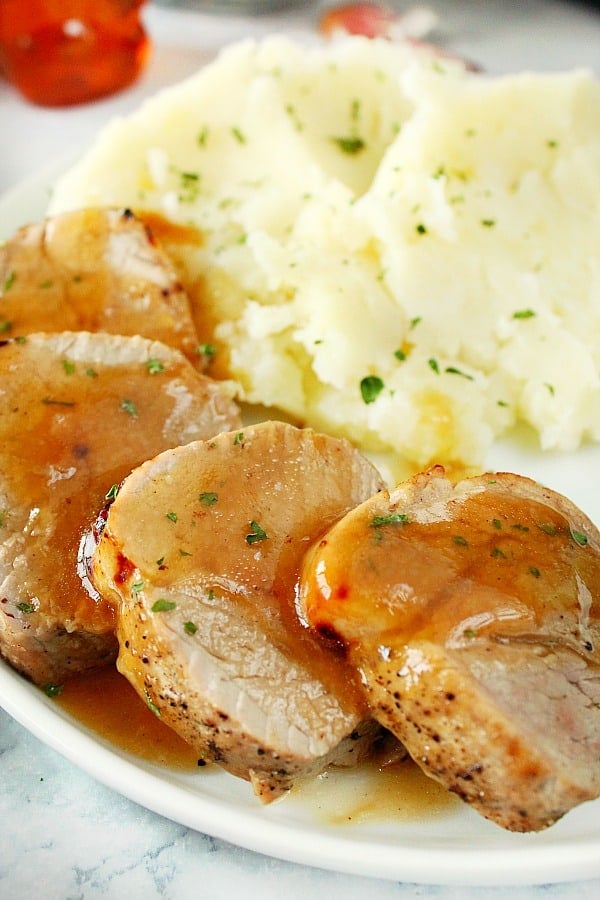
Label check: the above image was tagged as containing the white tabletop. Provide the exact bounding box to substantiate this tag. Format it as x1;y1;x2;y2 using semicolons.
1;2;600;897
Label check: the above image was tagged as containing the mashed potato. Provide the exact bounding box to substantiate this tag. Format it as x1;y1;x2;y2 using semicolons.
49;36;600;478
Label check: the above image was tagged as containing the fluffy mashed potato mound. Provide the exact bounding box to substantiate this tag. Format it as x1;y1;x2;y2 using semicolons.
49;36;600;476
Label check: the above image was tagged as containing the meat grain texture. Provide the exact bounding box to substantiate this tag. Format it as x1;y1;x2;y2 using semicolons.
300;467;600;830
0;332;240;687
92;421;386;800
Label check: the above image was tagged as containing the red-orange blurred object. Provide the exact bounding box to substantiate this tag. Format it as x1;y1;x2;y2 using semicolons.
0;0;150;107
319;3;398;39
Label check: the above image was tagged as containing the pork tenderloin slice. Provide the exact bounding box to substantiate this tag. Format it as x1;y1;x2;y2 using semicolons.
0;331;240;687
92;421;386;800
299;466;600;831
0;207;201;366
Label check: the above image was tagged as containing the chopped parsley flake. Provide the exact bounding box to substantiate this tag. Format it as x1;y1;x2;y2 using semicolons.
246;520;268;545
428;358;440;374
231;126;246;144
145;692;161;716
61;359;75;375
147;358;165;374
120;398;138;418
394;348;407;361
44;683;64;698
17;601;36;613
571;530;588;547
196;342;217;359
178;169;201;203
234;431;245;446
445;366;474;380
513;309;536;320
463;628;476;638
481;219;496;228
105;484;119;501
331;136;365;155
360;375;384;404
537;522;558;536
132;581;145;594
151;599;177;613
184;621;198;635
199;492;218;507
3;270;16;291
528;566;541;578
166;511;178;523
453;535;468;547
369;513;410;527
415;223;428;235
0;320;12;333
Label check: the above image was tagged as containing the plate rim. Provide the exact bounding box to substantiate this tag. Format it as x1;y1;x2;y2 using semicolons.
2;657;600;887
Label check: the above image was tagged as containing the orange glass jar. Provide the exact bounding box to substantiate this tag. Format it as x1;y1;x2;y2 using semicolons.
0;0;150;107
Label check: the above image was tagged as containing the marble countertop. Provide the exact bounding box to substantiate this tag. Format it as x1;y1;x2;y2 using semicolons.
1;2;600;897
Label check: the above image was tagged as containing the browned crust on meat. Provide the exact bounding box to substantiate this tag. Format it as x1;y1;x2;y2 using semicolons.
362;639;597;831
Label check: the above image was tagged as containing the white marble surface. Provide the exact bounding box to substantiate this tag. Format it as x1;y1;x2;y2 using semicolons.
1;2;600;897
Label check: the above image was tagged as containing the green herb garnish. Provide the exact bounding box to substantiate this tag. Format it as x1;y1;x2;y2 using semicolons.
17;601;36;613
120;398;138;418
147;358;165;375
246;520;268;545
151;599;177;613
44;683;64;698
331;136;365;154
3;270;16;292
360;375;384;404
105;484;119;501
369;513;410;527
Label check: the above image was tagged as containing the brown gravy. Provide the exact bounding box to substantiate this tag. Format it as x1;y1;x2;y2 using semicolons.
140;211;204;248
56;666;200;770
294;750;459;826
54;665;458;823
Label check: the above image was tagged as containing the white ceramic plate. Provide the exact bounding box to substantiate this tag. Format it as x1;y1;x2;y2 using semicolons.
1;164;600;888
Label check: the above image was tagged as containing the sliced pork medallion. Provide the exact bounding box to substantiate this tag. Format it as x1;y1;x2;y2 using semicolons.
0;207;201;366
299;466;600;831
0;332;240;688
92;421;385;800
